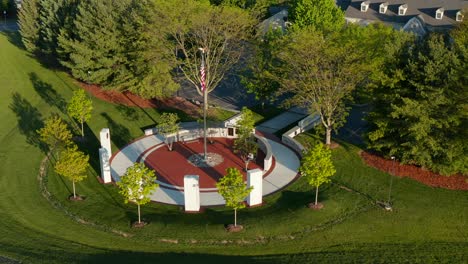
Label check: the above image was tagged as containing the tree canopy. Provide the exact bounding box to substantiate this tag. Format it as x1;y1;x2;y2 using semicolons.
366;32;467;176
156;0;255;96
37;114;73;152
275;29;368;145
299;143;335;205
156;113;180;151
54;144;89;199
289;0;344;32
67;89;93;137
216;167;253;226
117;162;158;224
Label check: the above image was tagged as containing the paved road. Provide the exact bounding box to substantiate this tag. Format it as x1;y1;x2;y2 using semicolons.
176;74;257;112
0;21;19;32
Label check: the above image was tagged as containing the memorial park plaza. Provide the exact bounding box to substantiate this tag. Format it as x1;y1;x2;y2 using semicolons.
0;33;467;263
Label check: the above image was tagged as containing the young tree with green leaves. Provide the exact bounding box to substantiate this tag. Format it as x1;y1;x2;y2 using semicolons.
233;107;258;171
299;143;335;208
289;0;344;32
156;113;180;151
216;167;253;227
67;89;93;137
37;114;73;153
54;144;89;199
117;162;158;225
276;29;371;145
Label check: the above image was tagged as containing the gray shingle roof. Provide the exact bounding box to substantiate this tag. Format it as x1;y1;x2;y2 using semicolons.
345;0;466;27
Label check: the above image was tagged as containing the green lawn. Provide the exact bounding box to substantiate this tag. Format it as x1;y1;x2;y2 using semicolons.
0;32;467;263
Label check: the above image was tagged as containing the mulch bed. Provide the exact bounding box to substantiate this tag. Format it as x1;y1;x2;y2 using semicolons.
308;202;324;210
68;194;85;201
225;224;243;232
80;83;202;117
360;151;468;190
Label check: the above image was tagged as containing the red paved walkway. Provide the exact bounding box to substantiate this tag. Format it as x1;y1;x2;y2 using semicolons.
142;138;265;188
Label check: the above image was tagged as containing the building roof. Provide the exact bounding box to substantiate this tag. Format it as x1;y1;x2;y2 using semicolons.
345;0;466;28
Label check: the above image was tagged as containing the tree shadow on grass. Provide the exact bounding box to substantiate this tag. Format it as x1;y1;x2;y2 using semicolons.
8;92;46;151
100;113;131;149
29;72;67;112
0;31;25;50
115;105;141;121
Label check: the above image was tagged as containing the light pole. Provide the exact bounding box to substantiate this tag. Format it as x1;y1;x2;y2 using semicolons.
3;10;6;25
385;156;396;211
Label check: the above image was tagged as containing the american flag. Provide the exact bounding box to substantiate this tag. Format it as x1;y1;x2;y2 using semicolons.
200;53;206;92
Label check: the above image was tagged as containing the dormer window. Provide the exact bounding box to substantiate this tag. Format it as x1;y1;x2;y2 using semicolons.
361;1;370;12
399;4;408;16
456;11;464;22
435;8;444;20
379;2;388;14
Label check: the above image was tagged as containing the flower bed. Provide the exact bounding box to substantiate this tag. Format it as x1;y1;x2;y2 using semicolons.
360;151;468;190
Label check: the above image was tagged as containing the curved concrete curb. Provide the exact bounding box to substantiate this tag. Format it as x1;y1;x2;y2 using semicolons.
110;135;300;206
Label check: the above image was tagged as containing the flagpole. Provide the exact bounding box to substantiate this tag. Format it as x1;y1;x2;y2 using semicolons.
199;48;208;161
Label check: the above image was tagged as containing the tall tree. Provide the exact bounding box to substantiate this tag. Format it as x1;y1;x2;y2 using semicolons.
67;89;93;137
157;0;254;158
299;143;335;208
37;114;73;153
233;107;258;171
275;29;371;145
366;33;467;175
18;0;41;53
159;2;253;96
117;162;158;225
156;112;180;151
58;0;130;85
289;0;344;32
242;28;283;106
118;0;179;98
58;0;177;98
216;167;253;228
54;144;89;199
38;0;78;64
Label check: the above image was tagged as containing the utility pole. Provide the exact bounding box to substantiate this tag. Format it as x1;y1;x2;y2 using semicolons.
385;156;396;211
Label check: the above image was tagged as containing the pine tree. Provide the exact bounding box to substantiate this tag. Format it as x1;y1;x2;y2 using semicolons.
18;0;41;53
58;0;131;85
367;34;467;175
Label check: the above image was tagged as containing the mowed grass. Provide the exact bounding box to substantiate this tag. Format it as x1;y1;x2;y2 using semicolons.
0;32;467;263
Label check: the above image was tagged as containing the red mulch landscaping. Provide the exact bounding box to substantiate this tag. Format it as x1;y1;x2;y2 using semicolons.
360;151;468;190
80;83;202;117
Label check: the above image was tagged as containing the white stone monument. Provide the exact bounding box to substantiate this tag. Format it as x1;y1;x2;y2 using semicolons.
184;175;200;212
99;128;112;183
247;168;262;206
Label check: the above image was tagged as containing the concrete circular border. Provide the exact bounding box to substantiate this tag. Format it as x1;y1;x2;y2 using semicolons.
110;134;300;206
